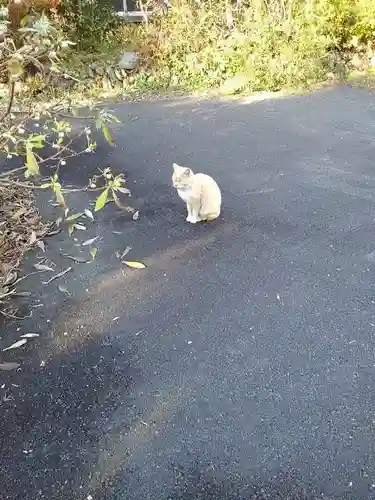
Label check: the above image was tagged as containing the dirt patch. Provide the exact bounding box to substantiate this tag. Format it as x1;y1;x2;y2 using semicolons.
0;183;49;316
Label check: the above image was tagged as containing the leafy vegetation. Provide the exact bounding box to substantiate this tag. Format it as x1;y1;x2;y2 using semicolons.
59;0;121;51
116;0;375;94
0;4;133;317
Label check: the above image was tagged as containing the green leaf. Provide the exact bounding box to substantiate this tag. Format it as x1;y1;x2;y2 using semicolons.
54;185;66;207
123;260;146;269
95;188;109;212
26;147;40;177
102;125;114;146
90;247;98;260
28;134;46;149
65;212;84;222
8;58;24;80
115;186;131;195
40;183;51;189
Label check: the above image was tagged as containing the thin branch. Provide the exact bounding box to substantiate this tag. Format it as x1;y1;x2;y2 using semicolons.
0;308;33;319
0;81;15;124
0;180;49;189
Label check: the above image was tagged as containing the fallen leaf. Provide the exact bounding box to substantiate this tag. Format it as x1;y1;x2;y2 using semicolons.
112;231;122;235
4;272;17;286
123;260;146;269
58;284;71;296
65;212;84;222
46;228;62;236
55;216;63;227
34;263;54;271
120;245;132;259
3;339;28;351
0;363;20;371
117;187;131;195
20;333;39;338
68;224;75;236
84;209;94;220
61;253;87;263
90;247;97;260
14;291;32;297
132;210;139;221
74;223;86;231
36;240;46;252
82;236;99;246
29;231;37;245
12;207;26;219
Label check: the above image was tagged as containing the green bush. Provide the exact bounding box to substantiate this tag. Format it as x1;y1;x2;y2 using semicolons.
117;0;375;93
59;0;121;51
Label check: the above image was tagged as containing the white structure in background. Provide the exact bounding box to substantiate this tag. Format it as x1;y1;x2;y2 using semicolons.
115;0;171;22
115;0;144;21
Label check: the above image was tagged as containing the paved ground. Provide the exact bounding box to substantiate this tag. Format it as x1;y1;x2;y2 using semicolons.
1;86;375;500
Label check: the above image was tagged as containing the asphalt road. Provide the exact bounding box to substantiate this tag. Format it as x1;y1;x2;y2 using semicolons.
1;86;375;500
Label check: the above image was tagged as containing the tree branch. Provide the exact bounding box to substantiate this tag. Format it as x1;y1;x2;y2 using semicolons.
0;81;15;124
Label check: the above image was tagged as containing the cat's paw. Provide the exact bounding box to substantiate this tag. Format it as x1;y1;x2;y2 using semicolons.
188;217;199;224
186;215;200;223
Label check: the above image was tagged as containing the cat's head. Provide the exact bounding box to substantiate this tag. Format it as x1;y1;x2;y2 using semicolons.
172;163;193;189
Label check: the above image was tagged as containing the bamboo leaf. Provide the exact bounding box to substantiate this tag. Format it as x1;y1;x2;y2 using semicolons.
26;147;40;177
95;188;109;212
3;339;27;351
65;212;84;222
123;260;146;269
102;125;114;146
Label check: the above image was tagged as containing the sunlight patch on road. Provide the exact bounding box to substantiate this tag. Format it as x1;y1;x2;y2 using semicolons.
41;222;237;361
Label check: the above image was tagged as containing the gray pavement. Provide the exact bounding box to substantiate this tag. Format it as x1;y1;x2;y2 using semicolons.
1;86;375;500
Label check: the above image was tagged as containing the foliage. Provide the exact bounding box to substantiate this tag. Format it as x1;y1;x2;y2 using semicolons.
116;0;375;94
0;6;126;202
0;6;133;316
59;0;121;51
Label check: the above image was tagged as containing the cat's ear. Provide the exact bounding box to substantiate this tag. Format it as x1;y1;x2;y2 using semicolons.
172;162;180;171
183;167;192;176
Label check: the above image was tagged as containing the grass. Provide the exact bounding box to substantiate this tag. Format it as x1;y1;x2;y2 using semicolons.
112;1;330;95
107;0;375;96
19;0;375;105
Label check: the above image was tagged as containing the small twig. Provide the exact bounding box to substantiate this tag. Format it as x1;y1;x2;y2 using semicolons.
0;308;32;320
12;270;44;286
0;289;16;300
56;112;95;120
0;180;49;190
0;81;15;124
42;266;72;285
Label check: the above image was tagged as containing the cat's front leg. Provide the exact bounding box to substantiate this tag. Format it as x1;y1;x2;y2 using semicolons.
186;201;194;222
187;200;201;223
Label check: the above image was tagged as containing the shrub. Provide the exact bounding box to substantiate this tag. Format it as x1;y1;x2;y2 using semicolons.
116;0;375;93
59;0;121;51
0;6;131;298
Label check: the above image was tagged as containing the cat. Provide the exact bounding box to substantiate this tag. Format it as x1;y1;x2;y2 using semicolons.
172;162;222;223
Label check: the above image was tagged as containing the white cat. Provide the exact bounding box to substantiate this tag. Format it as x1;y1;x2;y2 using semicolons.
172;162;222;223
